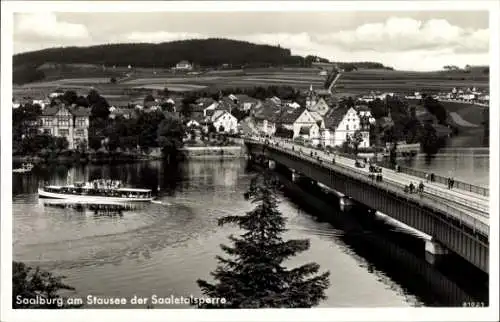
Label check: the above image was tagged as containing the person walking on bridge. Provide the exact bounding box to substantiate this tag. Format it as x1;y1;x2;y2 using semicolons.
418;181;424;194
409;182;415;193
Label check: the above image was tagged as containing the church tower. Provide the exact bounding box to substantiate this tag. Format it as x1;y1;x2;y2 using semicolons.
306;84;317;109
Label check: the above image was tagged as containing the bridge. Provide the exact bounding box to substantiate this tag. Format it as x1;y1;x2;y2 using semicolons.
244;137;489;273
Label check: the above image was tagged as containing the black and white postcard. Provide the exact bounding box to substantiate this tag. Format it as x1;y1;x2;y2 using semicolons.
1;1;498;322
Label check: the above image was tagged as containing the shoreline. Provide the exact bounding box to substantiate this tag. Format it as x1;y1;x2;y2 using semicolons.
13;145;245;164
180;145;244;159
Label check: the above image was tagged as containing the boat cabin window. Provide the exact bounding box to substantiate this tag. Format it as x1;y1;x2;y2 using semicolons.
120;190;151;198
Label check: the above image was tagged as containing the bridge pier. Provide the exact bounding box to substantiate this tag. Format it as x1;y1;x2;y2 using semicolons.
425;239;450;265
291;170;301;183
425;239;449;255
339;196;353;212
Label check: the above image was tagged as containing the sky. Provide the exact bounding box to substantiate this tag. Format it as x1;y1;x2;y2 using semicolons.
13;11;490;71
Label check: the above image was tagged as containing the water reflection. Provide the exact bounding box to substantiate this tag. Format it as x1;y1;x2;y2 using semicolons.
11;159;487;308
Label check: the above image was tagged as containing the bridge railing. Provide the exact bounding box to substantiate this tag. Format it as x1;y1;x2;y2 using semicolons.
251;135;490;198
246;138;489;237
410;181;488;214
393;165;489;197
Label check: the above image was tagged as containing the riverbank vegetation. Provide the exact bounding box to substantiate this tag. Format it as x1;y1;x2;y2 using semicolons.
13;89;186;163
366;95;455;157
196;171;330;308
13;261;79;309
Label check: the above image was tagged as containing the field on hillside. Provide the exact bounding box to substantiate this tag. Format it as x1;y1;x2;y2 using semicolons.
335;69;489;94
14;66;489;102
14;67;328;99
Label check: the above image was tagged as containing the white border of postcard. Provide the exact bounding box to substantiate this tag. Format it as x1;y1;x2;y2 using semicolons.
1;1;499;321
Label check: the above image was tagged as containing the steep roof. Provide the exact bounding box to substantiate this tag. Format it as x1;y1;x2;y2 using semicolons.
235;94;259;104
277;107;304;125
212;110;235;122
253;101;281;121
355;105;371;112
323;106;349;130
309;110;323;122
218;97;238;111
41;105;91;117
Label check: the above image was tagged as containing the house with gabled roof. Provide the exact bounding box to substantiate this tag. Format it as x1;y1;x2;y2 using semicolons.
298;123;320;143
275;108;303;130
233;94;260;111
321;106;370;148
211;110;238;133
253;101;281;135
38;104;90;149
218;97;238;113
288;108;323;143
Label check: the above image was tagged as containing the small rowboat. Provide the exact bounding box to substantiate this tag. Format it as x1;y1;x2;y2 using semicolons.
13;163;34;173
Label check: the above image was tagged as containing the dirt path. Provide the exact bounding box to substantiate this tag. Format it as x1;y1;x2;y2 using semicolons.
449;112;479;127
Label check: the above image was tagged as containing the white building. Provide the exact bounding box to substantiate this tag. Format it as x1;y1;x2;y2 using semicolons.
175;60;193;71
321;107;370;148
281;108;323;141
48;90;64;99
286;101;301;109
186;119;201;128
298;123;321;145
211;110;238;133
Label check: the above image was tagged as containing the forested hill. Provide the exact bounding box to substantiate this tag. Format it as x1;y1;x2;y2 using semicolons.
13;38;302;68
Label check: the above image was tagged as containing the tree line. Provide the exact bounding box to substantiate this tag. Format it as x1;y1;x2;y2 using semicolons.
13;39;297;70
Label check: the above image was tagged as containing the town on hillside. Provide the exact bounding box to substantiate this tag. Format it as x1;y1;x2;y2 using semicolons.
8;9;492;314
12;71;490;160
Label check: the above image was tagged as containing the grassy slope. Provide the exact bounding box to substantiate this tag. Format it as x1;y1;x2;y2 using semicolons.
440;101;486;126
335;69;488;94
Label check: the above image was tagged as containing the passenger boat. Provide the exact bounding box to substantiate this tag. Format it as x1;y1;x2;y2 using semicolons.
38;179;153;202
13;163;34;173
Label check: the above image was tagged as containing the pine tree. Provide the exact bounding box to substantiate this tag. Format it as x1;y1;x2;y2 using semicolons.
12;261;80;308
196;171;330;308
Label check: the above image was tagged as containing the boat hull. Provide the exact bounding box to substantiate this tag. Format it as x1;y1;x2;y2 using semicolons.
13;169;32;173
38;189;153;203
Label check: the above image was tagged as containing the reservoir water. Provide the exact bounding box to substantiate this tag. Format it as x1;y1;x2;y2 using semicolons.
12;157;488;308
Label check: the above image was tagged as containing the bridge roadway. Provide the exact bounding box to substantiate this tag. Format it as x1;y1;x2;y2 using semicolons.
245;137;489;237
